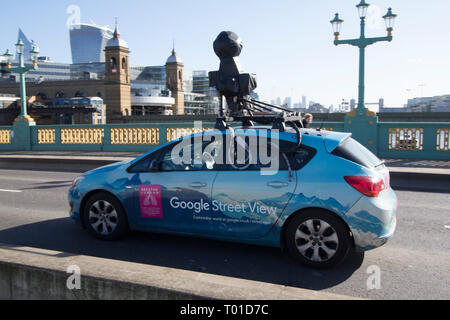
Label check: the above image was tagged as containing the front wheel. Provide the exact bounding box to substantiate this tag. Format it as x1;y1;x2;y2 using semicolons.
82;192;129;240
285;210;352;269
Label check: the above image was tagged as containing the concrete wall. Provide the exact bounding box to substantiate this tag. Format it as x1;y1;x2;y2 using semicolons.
0;243;354;300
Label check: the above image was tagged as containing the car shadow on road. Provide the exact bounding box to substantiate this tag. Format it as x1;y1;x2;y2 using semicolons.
0;218;364;291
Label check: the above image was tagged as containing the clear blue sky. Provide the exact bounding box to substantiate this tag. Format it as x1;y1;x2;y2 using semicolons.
2;0;450;108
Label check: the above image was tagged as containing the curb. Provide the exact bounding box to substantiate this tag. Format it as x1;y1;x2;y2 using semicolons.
0;243;358;300
0;156;124;173
389;171;450;193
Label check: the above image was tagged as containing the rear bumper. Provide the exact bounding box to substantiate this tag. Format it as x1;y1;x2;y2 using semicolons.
344;188;397;251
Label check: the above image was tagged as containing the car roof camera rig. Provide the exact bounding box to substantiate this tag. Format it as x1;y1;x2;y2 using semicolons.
209;31;303;147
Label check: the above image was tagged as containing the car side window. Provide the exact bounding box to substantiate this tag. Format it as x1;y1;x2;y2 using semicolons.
159;138;222;172
220;136;290;171
219;137;316;172
127;150;161;173
290;146;317;170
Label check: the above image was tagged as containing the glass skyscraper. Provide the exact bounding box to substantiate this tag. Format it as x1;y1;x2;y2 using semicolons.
69;24;114;64
16;28;33;61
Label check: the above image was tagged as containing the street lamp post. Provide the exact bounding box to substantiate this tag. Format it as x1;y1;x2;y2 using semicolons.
1;39;40;122
1;39;39;150
330;1;397;116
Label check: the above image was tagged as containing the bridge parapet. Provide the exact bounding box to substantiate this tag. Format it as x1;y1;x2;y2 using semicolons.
0;114;448;160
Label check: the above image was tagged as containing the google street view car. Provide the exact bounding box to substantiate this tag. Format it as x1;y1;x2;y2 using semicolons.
68;31;397;268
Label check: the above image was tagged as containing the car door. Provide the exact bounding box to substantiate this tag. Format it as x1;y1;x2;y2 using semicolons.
210;133;297;239
130;136;219;234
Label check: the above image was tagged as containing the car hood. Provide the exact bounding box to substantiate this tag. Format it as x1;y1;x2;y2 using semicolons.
84;160;131;176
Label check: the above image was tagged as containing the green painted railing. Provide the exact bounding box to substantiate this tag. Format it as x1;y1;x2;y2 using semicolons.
1;116;449;160
0;126;12;149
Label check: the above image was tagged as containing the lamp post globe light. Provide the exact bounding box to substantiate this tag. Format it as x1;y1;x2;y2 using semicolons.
330;13;344;40
383;8;398;36
2;49;13;68
330;2;397;116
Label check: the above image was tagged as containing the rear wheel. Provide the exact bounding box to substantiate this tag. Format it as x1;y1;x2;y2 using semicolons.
82;192;129;240
285;210;351;268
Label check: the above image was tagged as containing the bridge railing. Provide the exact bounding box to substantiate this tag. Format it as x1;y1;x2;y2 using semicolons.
0;126;12;149
377;122;450;160
1;118;449;160
29;122;215;152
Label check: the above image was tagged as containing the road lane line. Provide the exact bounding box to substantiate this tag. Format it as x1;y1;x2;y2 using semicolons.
0;189;22;193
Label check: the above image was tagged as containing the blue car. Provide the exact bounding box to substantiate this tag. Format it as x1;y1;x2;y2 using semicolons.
68;127;397;268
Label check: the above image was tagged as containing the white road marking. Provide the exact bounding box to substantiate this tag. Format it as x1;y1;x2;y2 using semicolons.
0;189;22;193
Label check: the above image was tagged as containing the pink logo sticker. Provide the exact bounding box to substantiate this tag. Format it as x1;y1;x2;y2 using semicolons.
139;185;163;218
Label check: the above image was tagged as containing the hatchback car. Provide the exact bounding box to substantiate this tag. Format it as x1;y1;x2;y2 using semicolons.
68;127;397;268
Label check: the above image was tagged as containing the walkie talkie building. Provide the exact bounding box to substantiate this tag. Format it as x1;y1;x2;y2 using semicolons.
69;24;114;64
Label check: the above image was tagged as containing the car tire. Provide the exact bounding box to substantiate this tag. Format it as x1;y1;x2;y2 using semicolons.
285;209;352;269
82;192;129;241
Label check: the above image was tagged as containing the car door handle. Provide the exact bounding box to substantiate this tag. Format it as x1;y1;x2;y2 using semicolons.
189;182;207;189
267;181;289;188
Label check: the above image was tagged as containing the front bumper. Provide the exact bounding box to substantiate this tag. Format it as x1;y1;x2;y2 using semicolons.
345;188;397;251
68;187;82;224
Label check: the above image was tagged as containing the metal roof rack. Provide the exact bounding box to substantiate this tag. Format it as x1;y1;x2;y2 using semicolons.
215;97;304;147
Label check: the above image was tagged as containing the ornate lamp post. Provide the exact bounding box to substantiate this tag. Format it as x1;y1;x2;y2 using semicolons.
1;39;39;150
1;39;40;122
330;1;397;116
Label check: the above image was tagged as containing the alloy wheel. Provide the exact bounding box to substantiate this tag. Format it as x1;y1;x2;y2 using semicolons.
294;219;339;262
88;200;118;236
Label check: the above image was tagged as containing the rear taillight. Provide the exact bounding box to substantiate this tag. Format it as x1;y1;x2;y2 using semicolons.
344;176;386;197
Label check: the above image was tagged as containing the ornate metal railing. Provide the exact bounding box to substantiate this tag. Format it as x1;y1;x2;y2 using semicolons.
0;119;448;160
0;128;11;145
437;128;450;151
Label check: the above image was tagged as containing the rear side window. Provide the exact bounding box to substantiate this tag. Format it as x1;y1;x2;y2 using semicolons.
290;146;317;170
332;138;382;168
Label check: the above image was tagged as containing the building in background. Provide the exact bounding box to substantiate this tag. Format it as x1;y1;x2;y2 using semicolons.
70;23;114;64
165;47;184;115
284;97;292;108
350;99;356;111
16;29;33;61
0;94;105;125
1;21;226;122
302;96;307;109
3;59;71;83
191;70;219;115
407;95;450;112
0;94;19;109
103;23;131;121
0;29;71;83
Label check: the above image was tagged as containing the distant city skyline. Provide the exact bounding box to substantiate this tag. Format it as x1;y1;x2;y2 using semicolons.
1;0;449;108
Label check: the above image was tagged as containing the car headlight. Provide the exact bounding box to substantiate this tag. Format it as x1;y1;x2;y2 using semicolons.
71;176;85;189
